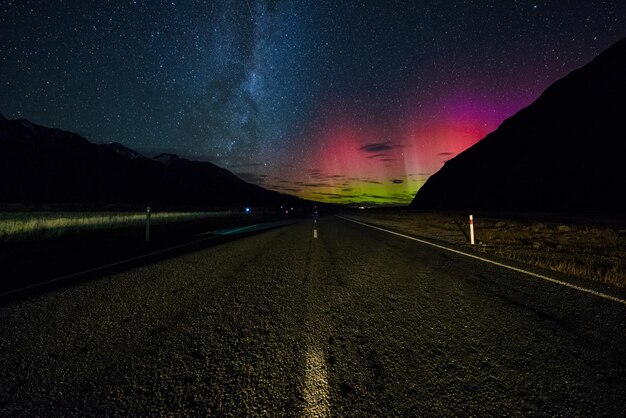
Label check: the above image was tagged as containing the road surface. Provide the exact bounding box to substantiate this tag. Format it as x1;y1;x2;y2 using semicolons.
0;216;624;416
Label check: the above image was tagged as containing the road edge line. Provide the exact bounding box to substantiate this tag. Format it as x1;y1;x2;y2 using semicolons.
336;216;626;306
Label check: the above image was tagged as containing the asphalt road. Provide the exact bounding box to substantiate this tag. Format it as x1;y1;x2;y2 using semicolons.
0;216;624;416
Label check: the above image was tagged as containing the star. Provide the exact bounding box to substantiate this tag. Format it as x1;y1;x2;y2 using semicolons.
0;0;624;204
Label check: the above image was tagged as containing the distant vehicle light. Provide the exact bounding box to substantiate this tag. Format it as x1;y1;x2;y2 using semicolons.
358;206;365;210
245;207;251;213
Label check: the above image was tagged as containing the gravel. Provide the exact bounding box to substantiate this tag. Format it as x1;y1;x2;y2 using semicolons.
0;217;624;416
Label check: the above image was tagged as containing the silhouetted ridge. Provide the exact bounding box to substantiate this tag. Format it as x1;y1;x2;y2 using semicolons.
410;37;626;212
152;153;187;163
101;142;146;160
0;117;306;208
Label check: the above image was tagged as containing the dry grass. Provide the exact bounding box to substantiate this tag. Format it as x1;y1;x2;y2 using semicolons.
0;211;232;242
350;211;626;288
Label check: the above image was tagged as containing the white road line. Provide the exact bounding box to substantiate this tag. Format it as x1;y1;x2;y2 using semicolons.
313;229;318;239
303;343;330;417
337;216;626;306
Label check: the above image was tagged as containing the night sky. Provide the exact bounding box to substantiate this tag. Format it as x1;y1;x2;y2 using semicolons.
1;1;625;205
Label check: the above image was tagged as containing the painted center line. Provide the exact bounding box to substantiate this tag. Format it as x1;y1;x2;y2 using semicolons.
337;216;626;306
313;229;318;239
303;343;330;417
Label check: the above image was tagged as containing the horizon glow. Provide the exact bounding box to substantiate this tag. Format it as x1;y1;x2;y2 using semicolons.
264;91;534;205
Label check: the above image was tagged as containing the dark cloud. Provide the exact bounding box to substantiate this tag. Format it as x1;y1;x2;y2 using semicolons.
228;162;266;169
313;192;360;198
360;194;388;199
303;182;332;187
359;143;394;153
390;191;413;199
236;172;268;183
391;179;404;184
367;153;389;159
438;152;455;156
265;181;303;194
307;169;328;179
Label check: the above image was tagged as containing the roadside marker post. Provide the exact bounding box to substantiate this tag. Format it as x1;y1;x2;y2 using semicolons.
469;214;475;245
146;206;151;242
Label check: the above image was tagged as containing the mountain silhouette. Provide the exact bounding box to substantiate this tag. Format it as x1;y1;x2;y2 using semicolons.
100;142;147;160
410;38;626;212
0;117;305;208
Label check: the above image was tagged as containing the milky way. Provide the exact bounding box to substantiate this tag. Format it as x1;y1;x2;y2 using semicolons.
1;1;625;204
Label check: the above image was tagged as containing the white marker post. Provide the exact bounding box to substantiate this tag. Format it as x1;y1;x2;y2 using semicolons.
146;206;151;242
469;214;475;245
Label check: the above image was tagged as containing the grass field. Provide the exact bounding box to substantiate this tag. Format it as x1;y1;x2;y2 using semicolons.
350;210;626;289
0;211;236;242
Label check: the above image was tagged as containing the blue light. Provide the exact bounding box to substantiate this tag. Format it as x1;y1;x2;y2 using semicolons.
245;207;251;213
